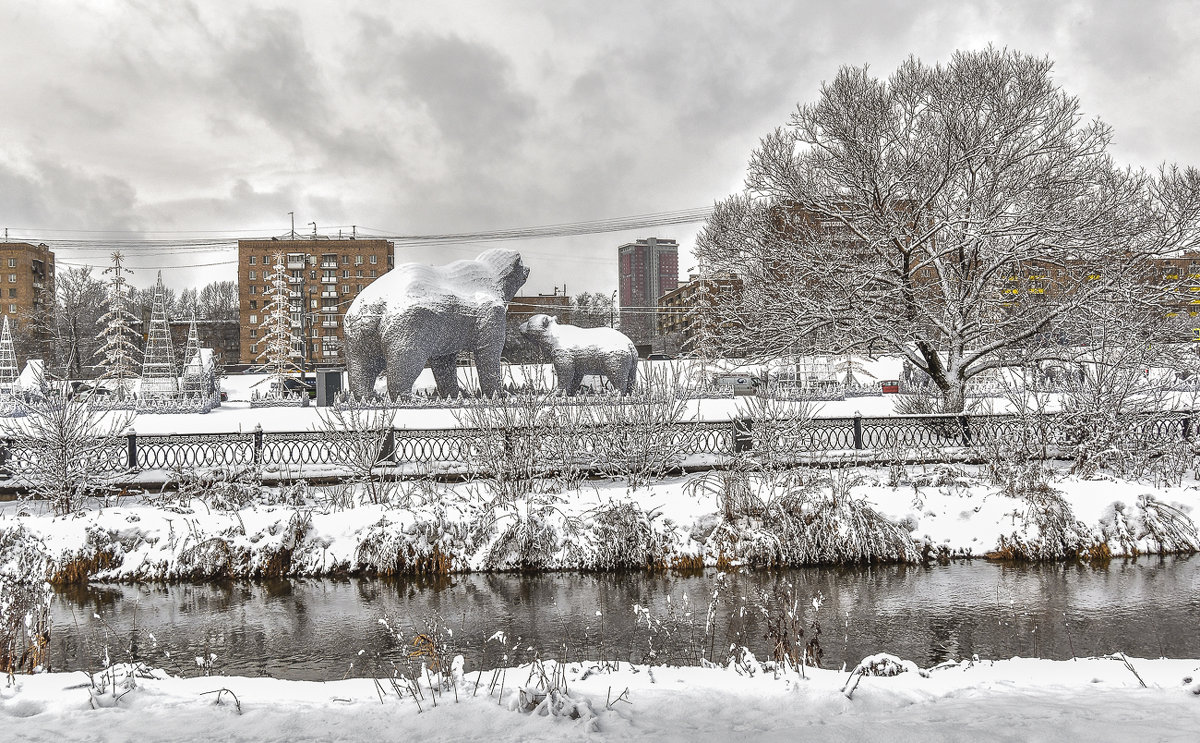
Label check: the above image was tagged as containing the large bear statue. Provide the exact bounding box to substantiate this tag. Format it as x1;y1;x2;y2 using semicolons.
343;248;530;398
518;314;638;395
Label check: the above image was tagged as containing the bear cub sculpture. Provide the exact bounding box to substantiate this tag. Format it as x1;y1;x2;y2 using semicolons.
343;248;529;399
518;314;638;395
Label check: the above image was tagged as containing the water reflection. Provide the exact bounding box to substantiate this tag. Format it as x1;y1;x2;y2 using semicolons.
50;556;1199;681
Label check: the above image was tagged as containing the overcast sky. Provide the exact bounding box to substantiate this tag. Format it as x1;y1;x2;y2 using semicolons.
2;0;1198;295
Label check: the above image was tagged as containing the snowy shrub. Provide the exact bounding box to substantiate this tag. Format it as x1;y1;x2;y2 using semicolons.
996;488;1101;560
170;465;265;511
587;365;688;488
699;467;918;566
589;500;669;571
2;395;133;515
0;522;52;673
354;516;468;575
317;404;398;505
1131;494;1199;554
739;394;817;471
484;508;563;571
453;389;557;501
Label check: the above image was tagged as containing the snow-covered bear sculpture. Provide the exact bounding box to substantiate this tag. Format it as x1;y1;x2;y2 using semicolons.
518;314;638;395
343;248;530;398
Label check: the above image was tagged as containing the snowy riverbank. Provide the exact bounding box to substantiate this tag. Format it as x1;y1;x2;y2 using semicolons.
3;465;1198;582
4;655;1199;742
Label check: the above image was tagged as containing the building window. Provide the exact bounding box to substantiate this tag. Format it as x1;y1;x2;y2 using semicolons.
250;286;257;295
357;284;363;292
355;255;363;265
250;300;257;309
251;344;258;354
342;269;349;279
369;255;377;265
6;259;14;268
7;289;14;298
8;304;14;314
341;255;349;264
310;299;318;308
249;270;256;280
341;285;349;294
370;269;377;278
249;256;256;265
310;271;316;280
249;314;258;324
249;329;257;338
7;275;14;283
356;269;363;278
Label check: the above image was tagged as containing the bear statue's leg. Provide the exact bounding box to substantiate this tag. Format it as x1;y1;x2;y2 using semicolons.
622;356;638;395
344;325;385;398
474;306;507;397
384;349;428;400
430;354;462;398
554;357;578;395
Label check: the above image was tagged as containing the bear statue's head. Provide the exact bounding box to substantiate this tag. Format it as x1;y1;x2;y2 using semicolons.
518;313;557;343
477;248;530;302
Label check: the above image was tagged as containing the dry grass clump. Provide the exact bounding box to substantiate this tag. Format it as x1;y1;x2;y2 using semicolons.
991;488;1099;561
689;467;918;566
1099;495;1200;557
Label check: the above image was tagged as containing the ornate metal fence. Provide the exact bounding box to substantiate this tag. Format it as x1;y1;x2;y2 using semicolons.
0;411;1194;482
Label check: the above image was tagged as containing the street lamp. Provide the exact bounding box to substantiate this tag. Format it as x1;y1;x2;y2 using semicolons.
610;289;617;328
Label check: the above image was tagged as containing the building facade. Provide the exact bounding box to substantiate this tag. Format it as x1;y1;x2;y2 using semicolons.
0;241;54;365
657;273;744;355
237;238;394;366
618;237;679;344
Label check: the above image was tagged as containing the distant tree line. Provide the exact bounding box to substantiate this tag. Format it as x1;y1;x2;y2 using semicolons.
14;270;238;379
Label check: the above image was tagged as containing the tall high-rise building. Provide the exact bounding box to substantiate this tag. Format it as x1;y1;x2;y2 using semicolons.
617;237;678;344
237;237;395;366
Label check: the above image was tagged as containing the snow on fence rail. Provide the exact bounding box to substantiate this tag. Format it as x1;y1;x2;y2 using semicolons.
0;412;1194;482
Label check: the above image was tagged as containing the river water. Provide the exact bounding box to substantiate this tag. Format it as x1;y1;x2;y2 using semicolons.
50;556;1199;681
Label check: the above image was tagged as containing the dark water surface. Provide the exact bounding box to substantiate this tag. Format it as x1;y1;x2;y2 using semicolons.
51;557;1199;681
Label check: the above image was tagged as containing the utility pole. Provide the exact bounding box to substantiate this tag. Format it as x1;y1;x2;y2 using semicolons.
610;290;617;328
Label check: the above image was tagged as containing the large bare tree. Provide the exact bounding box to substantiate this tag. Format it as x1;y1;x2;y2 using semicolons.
697;48;1200;411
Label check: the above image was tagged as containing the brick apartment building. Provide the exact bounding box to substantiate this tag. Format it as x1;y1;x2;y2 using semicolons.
618;237;679;345
656;273;744;354
237;237;394;366
0;241;54;364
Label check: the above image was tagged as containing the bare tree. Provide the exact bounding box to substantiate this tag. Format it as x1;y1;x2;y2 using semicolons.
571;292;616;329
197;280;239;321
31;266;107;380
697;48;1200;411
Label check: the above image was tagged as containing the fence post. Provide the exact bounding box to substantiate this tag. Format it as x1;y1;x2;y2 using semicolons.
959;414;972;447
733;418;754;453
126;427;137;471
1184;415;1193;442
0;437;8;478
378;428;396;464
852;412;864;450
253;423;264;465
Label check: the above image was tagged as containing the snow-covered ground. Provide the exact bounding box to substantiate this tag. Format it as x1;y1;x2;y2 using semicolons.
4;464;1197;581
4;655;1199;741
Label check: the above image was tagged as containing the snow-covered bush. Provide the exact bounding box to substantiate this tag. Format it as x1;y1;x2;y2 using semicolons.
996;487;1101;560
589;500;670;571
2;394;133;515
1100;495;1200;556
588;364;688;488
697;467;918;566
0;522;52;673
317;404;398;505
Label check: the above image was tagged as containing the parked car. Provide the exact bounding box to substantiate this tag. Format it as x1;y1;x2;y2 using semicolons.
713;375;763;396
646;353;676;361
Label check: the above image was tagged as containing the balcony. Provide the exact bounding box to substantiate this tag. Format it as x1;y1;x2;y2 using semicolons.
288;290;301;298
320;261;338;269
322;320;338;328
286;257;306;270
288;276;304;284
321;276;337;284
321;291;338;299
